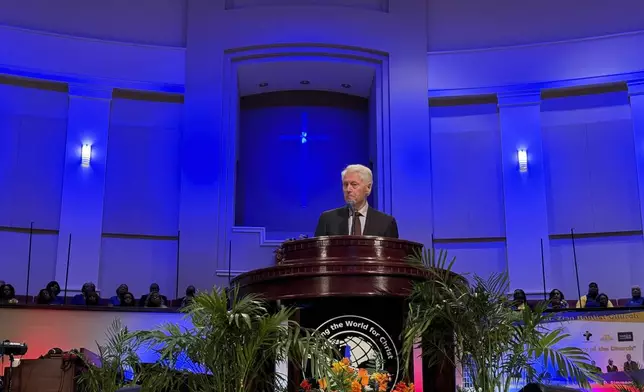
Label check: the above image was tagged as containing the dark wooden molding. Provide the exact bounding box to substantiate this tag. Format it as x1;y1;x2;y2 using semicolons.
433;236;506;244
429;94;498;107
113;88;184;103
542;82;627;99
0;74;68;92
549;230;642;240
0;303;178;313
233;236;427;299
240;90;368;110
101;232;179;241
0;225;59;235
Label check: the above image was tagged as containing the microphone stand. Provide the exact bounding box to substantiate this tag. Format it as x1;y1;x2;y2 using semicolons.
63;234;72;305
25;222;34;304
6;353;14;392
540;238;547;301
175;230;181;301
227;240;233;287
571;228;581;303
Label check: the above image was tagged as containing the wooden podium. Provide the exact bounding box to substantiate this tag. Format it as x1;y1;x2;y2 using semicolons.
232;235;455;392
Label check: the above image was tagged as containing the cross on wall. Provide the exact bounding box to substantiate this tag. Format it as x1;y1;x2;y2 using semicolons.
279;111;329;207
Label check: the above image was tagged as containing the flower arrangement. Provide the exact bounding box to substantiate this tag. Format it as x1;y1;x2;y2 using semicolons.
299;357;414;392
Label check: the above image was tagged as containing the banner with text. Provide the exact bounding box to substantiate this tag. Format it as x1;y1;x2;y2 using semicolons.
543;309;644;374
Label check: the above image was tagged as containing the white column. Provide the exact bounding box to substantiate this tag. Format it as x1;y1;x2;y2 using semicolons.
628;79;644;233
54;84;112;292
178;0;226;291
387;0;433;245
497;90;551;293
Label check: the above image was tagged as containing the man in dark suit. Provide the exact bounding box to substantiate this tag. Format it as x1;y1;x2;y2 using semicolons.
314;164;398;238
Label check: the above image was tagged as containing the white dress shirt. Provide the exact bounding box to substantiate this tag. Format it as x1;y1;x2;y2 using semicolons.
348;202;368;235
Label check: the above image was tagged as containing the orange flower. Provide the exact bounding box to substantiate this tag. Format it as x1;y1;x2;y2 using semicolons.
351;380;362;392
393;381;415;392
318;378;328;389
358;368;369;386
332;361;345;373
372;372;390;391
332;357;352;374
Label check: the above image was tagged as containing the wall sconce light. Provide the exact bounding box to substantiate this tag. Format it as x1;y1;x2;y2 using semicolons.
517;149;528;173
81;144;92;167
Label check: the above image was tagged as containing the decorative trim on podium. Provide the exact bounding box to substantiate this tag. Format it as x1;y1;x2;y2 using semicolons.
215;269;248;277
231;226;284;247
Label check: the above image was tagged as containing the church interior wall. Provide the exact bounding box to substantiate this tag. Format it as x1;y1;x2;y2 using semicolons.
0;0;643;297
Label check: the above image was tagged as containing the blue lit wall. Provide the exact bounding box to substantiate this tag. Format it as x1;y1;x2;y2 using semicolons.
235;91;369;238
1;0;644;298
430;102;507;280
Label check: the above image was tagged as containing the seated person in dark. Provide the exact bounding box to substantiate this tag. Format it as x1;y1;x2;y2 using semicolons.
0;284;18;304
607;359;618;372
72;282;97;305
36;288;54;305
144;292;167;308
547;289;568;309
625;285;644;307
46;281;64;304
85;291;101;306
511;289;527;311
577;282;614;308
109;284;129;306
597;293;610;308
139;283;167;307
119;292;136;307
181;285;196;308
625;354;639;372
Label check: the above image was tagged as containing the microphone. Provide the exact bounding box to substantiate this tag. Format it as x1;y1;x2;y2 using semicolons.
347;200;356;214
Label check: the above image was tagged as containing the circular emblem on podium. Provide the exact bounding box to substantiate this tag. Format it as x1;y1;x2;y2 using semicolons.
316;315;400;388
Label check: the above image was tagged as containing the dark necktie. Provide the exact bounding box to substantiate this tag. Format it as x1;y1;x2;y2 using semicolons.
352;212;362;235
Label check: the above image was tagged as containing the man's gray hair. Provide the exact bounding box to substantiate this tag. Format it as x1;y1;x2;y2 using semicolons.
341;164;373;185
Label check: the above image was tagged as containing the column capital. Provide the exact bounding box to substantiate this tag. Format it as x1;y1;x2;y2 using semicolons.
628;79;644;97
497;90;541;108
68;83;113;100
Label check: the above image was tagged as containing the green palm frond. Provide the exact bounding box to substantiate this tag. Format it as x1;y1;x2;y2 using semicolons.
402;247;598;392
77;319;142;392
134;286;337;392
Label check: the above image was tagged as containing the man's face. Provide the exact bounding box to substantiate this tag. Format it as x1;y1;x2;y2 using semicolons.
2;286;10;297
588;284;598;297
633;287;641;298
627;354;632;361
342;171;371;207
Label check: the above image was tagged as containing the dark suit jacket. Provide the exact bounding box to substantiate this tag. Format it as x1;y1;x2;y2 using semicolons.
314;206;399;238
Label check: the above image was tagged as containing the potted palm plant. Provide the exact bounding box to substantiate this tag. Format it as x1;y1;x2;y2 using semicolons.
133;286;339;392
402;248;602;392
77;319;143;392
